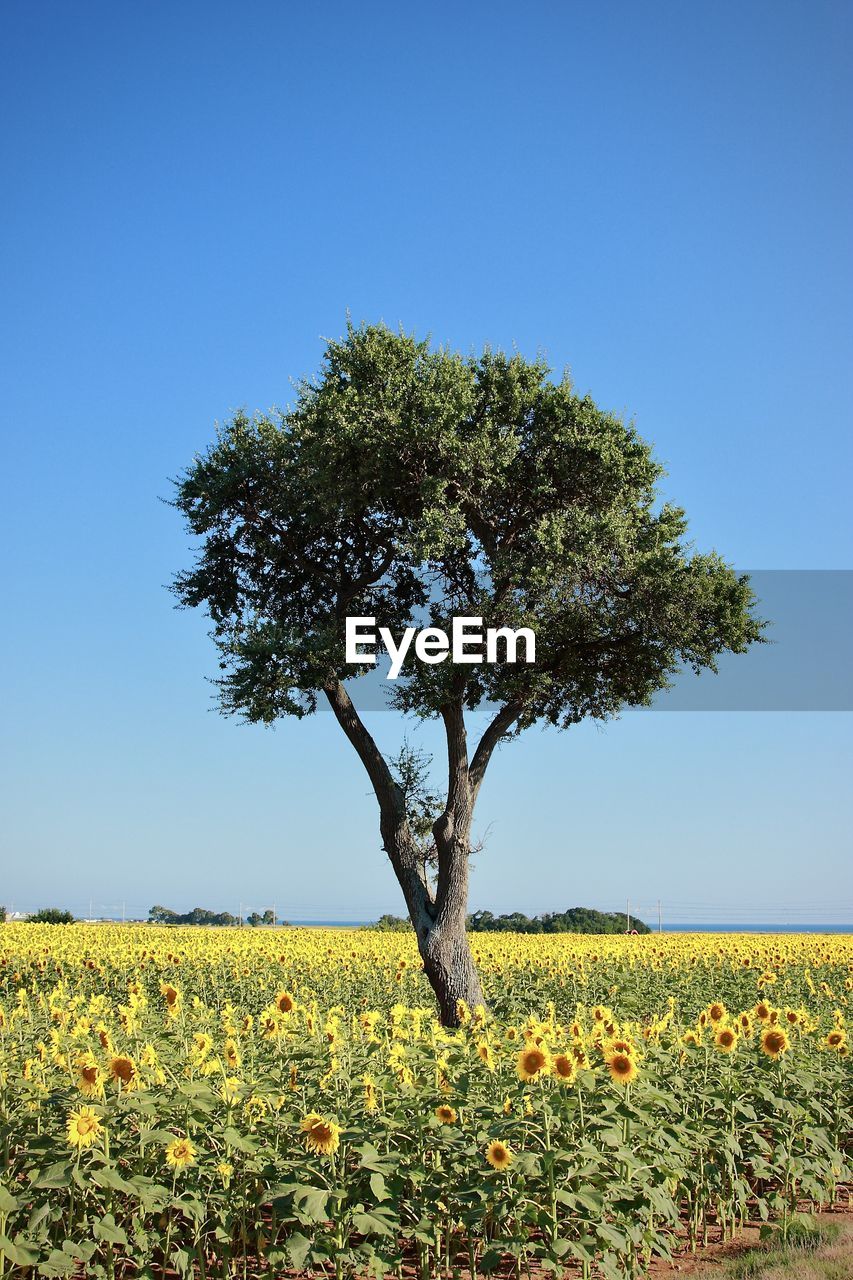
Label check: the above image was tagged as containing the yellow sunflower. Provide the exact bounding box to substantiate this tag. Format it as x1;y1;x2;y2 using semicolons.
363;1075;378;1114
108;1054;137;1089
66;1105;103;1150
760;1027;790;1060
551;1054;576;1083
476;1040;496;1070
485;1140;513;1170
516;1045;550;1081
165;1137;196;1169
301;1113;341;1157
435;1104;457;1124
75;1055;104;1097
714;1026;738;1054
603;1038;635;1060
606;1052;638;1086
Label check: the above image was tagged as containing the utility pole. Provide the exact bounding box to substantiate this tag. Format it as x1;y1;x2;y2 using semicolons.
626;899;631;932
272;902;276;927
657;899;662;934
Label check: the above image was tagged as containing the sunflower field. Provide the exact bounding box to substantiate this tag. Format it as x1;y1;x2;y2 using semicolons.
0;925;850;1280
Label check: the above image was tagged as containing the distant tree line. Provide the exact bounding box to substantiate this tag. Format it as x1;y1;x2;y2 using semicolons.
0;907;76;924
365;908;650;935
468;908;650;934
148;905;280;926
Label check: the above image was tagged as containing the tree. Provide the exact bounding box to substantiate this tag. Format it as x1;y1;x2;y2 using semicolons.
172;322;763;1024
467;907;651;934
29;907;74;924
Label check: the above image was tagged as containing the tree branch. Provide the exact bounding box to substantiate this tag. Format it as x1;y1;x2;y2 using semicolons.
323;678;434;922
469;698;526;797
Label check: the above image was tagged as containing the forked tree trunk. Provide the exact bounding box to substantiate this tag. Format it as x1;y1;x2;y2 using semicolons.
324;678;519;1027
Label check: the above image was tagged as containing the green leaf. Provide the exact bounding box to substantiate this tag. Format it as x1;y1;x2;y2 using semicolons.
37;1248;77;1277
368;1172;387;1202
351;1211;396;1239
0;1184;19;1213
31;1161;72;1190
93;1215;128;1247
287;1232;312;1269
293;1186;330;1222
0;1233;41;1267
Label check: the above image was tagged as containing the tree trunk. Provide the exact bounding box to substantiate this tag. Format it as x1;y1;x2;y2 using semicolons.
324;679;522;1028
385;822;483;1026
419;914;484;1025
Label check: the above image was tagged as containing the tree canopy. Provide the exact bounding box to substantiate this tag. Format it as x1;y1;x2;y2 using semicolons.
173;323;761;731
172;322;763;1022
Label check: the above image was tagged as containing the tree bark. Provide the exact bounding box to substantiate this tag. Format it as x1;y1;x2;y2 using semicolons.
323;678;520;1026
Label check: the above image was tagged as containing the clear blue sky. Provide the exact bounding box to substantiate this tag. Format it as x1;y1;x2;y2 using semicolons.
1;1;851;924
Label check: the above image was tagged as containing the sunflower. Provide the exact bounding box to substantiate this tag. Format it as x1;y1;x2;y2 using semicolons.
140;1043;159;1068
825;1029;846;1050
516;1045;550;1081
604;1038;635;1060
66;1105;103;1150
571;1044;590;1068
485;1140;513;1170
681;1029;701;1047
708;1002;726;1024
165;1137;196;1169
755;1001;772;1022
223;1038;241;1070
363;1075;378;1114
108;1054;137;1088
476;1040;496;1070
435;1104;457;1124
301;1113;341;1157
274;991;295;1014
260;1011;284;1040
552;1053;577;1083
160;983;181;1017
606;1052;638;1085
455;1000;471;1025
75;1054;104;1097
760;1027;790;1059
714;1026;738;1054
191;1032;213;1061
